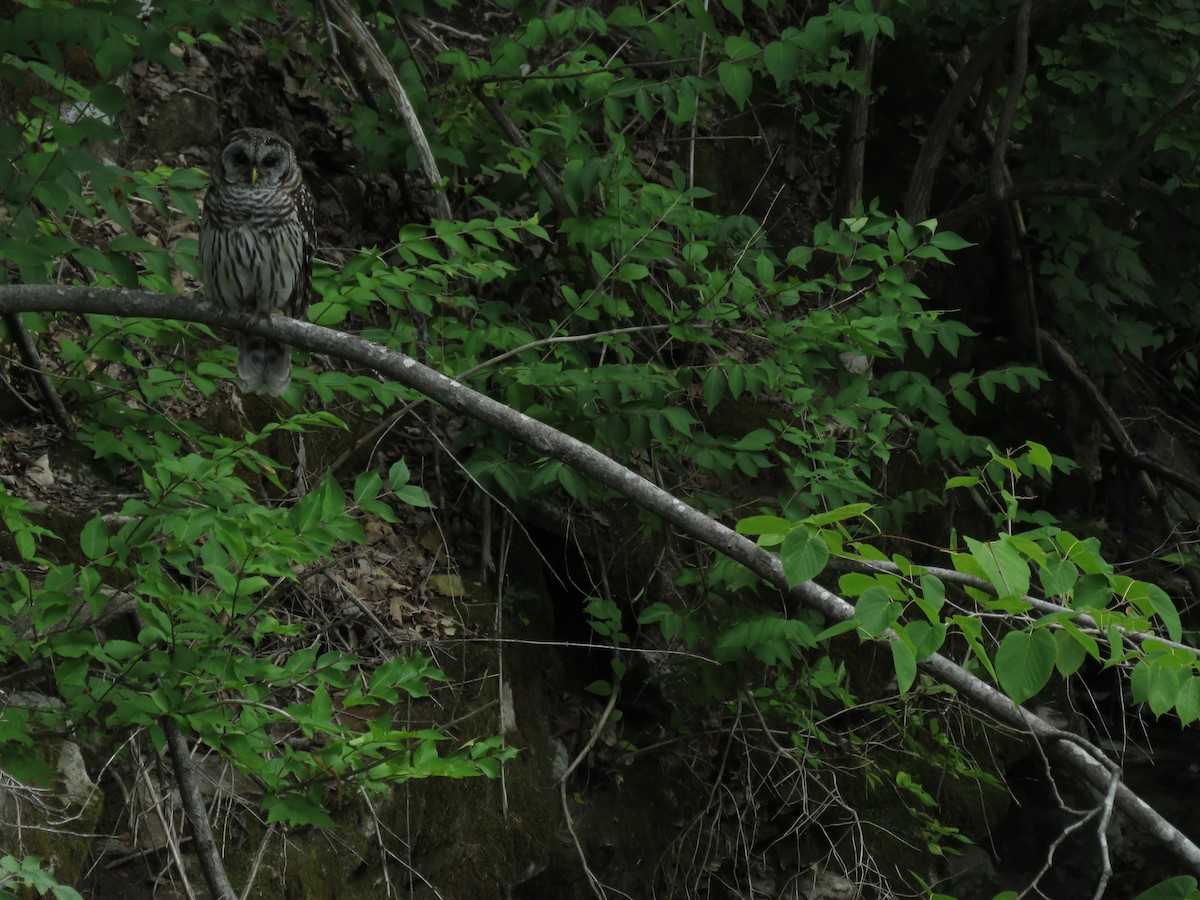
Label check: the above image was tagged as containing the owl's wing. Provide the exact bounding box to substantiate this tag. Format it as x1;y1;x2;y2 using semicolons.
287;180;316;320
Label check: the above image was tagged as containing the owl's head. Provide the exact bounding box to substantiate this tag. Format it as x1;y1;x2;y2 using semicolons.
217;128;297;188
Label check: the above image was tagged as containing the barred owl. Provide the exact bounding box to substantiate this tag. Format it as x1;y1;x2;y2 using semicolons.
199;128;315;396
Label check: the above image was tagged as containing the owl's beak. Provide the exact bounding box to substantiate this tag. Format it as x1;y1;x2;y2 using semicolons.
250;167;258;184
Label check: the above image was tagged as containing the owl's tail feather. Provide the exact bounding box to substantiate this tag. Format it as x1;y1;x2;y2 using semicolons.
237;336;292;396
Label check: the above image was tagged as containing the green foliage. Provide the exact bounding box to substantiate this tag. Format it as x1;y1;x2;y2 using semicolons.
0;855;83;900
1132;877;1200;900
5;0;1200;894
0;425;506;827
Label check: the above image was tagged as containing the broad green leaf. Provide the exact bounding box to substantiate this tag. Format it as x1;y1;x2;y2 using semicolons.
803;503;872;528
1131;876;1199;900
995;629;1056;704
1053;628;1086;676
718;61;753;110
814;618;859;642
1130;661;1184;718
781;529;829;586
916;575;945;619
1176;677;1200;727
1071;574;1111;610
80;516;108;561
1146;584;1183;643
763;40;802;86
263;793;336;828
736;515;792;537
965;536;1030;598
703;366;727;414
902;619;947;661
890;638;916;696
353;470;383;506
1025;440;1053;475
855;587;901;638
1056;619;1100;663
1038;557;1078;596
928;231;975;251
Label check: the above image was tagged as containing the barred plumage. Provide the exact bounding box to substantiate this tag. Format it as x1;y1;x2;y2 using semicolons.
199;128;315;396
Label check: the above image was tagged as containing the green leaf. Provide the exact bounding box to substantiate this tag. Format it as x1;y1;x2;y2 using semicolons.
1175;677;1200;727
855;587;901;638
80;516;109;561
1130;661;1184;718
903;619;947;660
703;366;727;414
1131;876;1199;900
995;629;1057;704
94;37;134;79
1025;440;1053;475
916;575;945;619
1038;557;1078;596
735;516;790;537
584;679;612;696
1071;573;1112;610
1145;583;1182;643
890;638;916;696
781;529;829;586
718;61;753;110
353;470;382;506
762;40;802;86
1053;628;1086;676
263;793;336;828
965;536;1030;598
928;231;975;251
803;503;872;527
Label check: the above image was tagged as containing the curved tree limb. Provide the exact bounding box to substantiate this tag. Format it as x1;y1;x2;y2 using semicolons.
400;15;572;220
3;284;1200;876
324;0;453;221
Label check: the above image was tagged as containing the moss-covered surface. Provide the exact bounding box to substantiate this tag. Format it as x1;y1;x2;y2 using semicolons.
3;738;104;889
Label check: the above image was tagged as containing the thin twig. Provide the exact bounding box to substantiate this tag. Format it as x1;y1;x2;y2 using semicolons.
5;312;75;437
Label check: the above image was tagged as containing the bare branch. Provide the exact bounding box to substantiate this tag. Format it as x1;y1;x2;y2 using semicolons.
401;15;572;219
905;0;1080;221
165;720;236;899
1101;61;1200;193
324;0;453;221
835;1;880;222
989;0;1032;198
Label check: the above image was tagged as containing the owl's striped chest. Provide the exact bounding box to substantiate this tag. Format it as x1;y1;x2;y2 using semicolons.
200;202;307;317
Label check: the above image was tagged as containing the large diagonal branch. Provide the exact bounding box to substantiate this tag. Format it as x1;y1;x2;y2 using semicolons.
3;284;1200;876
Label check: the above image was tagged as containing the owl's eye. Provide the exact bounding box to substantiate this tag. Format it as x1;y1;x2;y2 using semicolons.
230;149;249;167
262;154;280;168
